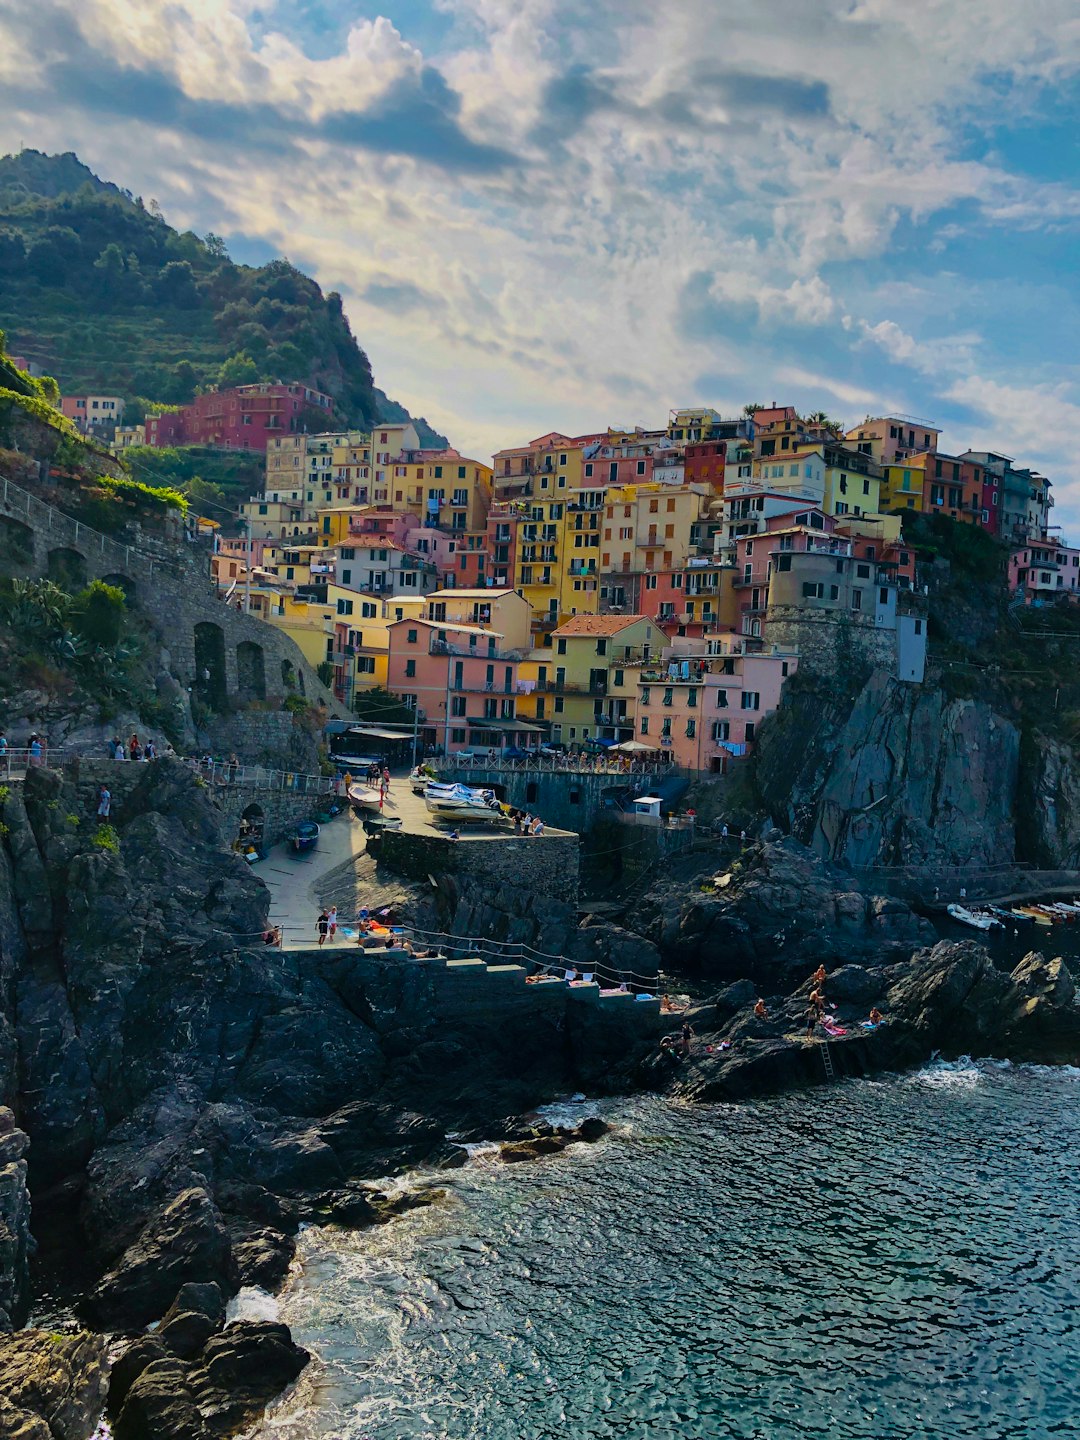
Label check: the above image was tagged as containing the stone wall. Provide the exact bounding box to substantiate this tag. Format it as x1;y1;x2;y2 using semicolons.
65;758;332;847
764;605;896;679
377;827;580;905
0;473;347;719
433;767;648;835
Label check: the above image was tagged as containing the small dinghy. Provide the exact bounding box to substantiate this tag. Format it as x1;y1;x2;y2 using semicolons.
290;820;320;854
947;903;1002;932
347;783;383;812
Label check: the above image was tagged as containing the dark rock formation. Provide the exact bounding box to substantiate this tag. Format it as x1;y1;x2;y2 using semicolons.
0;1330;109;1439
662;942;1080;1104
498;1116;610;1163
627;836;934;986
0;1109;31;1329
752;669;1022;868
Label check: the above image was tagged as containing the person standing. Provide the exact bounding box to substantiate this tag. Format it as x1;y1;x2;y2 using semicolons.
0;731;7;777
316;911;330;946
145;739;156;761
28;735;43;767
96;785;111;821
129;733;141;763
327;906;338;941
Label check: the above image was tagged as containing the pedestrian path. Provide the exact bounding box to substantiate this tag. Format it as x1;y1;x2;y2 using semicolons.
260;806;369;948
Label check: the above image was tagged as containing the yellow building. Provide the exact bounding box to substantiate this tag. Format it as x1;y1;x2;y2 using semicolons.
547;613;668;745
880;460;927;513
599;484;705;574
265;594;337;670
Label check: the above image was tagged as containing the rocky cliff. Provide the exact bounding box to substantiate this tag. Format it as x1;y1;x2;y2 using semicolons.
752;668;1022;868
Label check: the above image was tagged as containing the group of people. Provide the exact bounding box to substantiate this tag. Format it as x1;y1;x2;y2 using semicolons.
511;809;545;836
752;966;884;1039
659;1020;696;1062
0;731;45;770
110;733;160;763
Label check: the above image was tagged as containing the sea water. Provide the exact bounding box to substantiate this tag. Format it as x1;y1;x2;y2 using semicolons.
242;1063;1080;1439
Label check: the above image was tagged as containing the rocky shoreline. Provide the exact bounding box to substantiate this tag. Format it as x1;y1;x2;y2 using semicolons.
0;762;1078;1438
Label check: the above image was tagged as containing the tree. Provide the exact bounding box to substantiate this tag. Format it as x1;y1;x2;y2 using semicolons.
165;359;199;404
0;231;25;274
217;351;259;389
73;580;126;648
26;237;66;285
93;241;127;301
742;402;763;417
204;232;229;261
155;260;199;308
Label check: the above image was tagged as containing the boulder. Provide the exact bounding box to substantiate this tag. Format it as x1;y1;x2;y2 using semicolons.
192;1321;309;1435
0;1108;32;1329
0;1330;109;1440
83;1187;235;1330
112;1357;210;1440
107;1336;170;1416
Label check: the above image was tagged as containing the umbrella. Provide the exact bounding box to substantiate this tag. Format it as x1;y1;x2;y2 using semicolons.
610;739;659;753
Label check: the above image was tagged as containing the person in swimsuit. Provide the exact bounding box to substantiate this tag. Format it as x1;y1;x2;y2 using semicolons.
754;998;768;1020
812;964;826;988
869;1007;884;1026
316;911;330;946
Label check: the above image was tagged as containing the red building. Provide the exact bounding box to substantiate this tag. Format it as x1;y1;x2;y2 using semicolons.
145;382;334;451
684;440;727;492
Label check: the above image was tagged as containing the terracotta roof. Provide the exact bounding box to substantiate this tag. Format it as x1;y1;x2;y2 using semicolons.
552;614;649;638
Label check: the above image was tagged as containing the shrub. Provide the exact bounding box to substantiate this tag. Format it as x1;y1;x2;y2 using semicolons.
73;580;126;647
92;824;120;852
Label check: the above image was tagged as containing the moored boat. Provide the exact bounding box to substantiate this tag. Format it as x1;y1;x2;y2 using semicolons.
424;781;507;822
1017;905;1055;925
946;903;1003;932
988;904;1034;925
290;820;320;854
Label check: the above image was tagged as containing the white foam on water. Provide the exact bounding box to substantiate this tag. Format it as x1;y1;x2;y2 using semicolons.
909;1055;983;1090
227;1286;281;1323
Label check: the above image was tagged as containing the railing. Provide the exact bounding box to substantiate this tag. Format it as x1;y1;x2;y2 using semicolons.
1;473;186;578
439;752;677;776
0;747;50;780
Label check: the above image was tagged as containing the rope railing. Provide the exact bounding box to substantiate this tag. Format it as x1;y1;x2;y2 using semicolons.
258;918;661;990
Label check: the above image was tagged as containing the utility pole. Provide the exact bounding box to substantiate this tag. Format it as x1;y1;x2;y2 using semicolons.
244;517;253;615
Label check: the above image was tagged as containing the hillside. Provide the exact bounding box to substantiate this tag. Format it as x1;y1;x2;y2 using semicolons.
0;150;447;446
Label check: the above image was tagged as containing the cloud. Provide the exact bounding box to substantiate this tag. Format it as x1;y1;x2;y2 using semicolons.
0;0;1078;521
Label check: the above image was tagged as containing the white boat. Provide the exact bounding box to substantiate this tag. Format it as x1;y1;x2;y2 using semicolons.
424;781;506;822
347;783;383;812
947;904;1002;932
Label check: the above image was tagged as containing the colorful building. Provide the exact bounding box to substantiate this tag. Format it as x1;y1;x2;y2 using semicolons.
61;394;124;433
634;634;798;769
1009;540;1080;604
547;613;668;746
845;416;940;466
145;383;334;450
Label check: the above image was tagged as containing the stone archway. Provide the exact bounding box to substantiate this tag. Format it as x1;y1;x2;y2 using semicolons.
100;572;137;604
281;658;296;691
236;640;266;701
194;621;227;712
47;547;88;591
0;515;34;573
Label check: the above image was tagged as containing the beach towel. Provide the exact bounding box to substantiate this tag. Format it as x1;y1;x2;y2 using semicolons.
823;1022;847;1037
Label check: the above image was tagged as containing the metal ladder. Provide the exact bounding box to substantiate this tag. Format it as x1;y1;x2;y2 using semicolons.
820;1040;835;1082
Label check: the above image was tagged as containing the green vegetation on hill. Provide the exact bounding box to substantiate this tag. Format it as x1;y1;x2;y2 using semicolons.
0;150;447;445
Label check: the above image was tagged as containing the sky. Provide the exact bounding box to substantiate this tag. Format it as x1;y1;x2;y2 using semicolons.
1;0;1079;524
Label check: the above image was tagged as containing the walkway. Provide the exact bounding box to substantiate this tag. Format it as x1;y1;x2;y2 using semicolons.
260;806;369;948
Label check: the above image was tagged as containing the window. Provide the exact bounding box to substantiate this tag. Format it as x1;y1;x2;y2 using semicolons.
741;691;759;710
405;659;416;677
557;638;567;655
777;554;792;572
715;689;727;708
336;598;353;616
914;619;923;635
856;564;871;578
585;463;593;477
452;728;466;745
407;628;418;643
687;687;698;707
434;466;443;479
596;638;607;656
745;722;756;742
663;688;674;706
802;582;824;598
614;670;624;687
879;588;890;605
863;479;870;496
829;584;839;600
686;718;696;738
451;695;466;717
713;720;730;741
637;460;646;475
361;602;376;618
851;589;862;611
661;717;672;738
641;687;651;705
640;716;649;734
554;697;564;713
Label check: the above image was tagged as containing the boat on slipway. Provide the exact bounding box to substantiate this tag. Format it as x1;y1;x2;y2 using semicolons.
947;903;1004;932
424;781;507;823
289;820;320;855
346;783;383;812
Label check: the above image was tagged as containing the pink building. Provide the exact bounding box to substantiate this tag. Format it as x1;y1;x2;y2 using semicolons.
61;394;124;433
1009;539;1080;603
385;617;539;754
634;635;797;770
